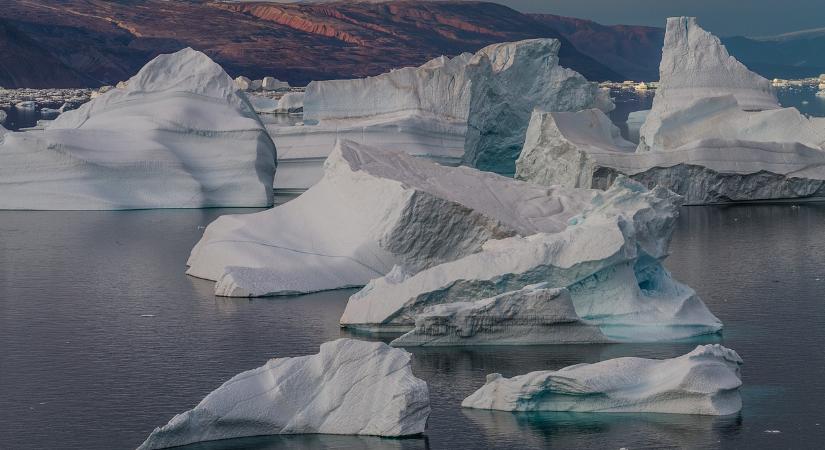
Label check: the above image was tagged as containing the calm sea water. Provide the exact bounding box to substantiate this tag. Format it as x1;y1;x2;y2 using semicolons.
1;205;824;449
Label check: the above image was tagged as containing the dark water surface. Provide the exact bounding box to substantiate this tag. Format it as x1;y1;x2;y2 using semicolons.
2;205;825;449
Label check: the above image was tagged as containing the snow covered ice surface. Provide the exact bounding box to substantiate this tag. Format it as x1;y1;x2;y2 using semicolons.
0;48;277;210
188;139;599;297
516;17;825;205
269;38;611;194
137;339;430;450
390;284;609;347
341;175;722;341
462;344;743;416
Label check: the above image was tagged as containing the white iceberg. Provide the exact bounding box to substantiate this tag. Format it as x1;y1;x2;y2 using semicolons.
626;109;649;143
137;339;430;450
515;17;825;204
390;284;609;347
188;140;597;296
270;39;610;195
262;76;289;91
277;91;304;113
0;48;277;210
340;176;722;341
461;344;743;416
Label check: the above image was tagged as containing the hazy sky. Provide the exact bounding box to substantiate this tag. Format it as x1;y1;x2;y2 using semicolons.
493;0;825;37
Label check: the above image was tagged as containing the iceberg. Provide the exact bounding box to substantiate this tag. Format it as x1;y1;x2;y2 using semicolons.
188;140;597;296
340;176;722;341
277;91;304;114
461;344;743;416
270;39;611;195
390;284;609;347
0;48;277;210
515;18;825;204
137;339;429;450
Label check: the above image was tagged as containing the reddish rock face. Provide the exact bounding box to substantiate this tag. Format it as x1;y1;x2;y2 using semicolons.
0;0;622;88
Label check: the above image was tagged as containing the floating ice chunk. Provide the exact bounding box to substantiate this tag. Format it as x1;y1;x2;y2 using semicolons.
340;176;722;341
462;344;743;415
390;284;609;347
137;339;429;450
188;140;596;296
247;94;280;113
234;76;251;90
277;92;304;113
262;76;289;91
626;109;649;143
0;48;277;210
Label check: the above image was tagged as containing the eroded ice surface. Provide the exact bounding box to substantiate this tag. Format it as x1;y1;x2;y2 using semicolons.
188;140;596;297
516;17;825;204
462;344;743;415
390;283;609;347
340;176;722;341
0;48;277;210
137;339;429;450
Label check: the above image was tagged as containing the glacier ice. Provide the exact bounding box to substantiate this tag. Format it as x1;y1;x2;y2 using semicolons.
0;48;277;210
461;39;613;174
515;17;825;204
187;139;598;297
269;39;611;194
462;344;743;415
340;175;722;341
137;339;429;450
390;284;609;347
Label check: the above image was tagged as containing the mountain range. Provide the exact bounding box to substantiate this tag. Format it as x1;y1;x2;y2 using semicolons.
0;0;822;88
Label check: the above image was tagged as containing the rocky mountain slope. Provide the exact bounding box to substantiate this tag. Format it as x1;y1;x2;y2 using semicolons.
0;0;621;88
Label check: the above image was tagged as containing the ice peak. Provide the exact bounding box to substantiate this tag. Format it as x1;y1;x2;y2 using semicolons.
657;17;779;112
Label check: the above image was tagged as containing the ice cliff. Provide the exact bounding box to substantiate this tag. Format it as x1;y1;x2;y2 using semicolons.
0;48;277;210
270;39;610;194
138;339;429;449
187;140;597;296
341;176;722;341
462;345;743;415
516;18;825;204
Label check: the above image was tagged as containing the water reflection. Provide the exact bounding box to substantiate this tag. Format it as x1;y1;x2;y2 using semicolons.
173;434;429;450
464;409;742;449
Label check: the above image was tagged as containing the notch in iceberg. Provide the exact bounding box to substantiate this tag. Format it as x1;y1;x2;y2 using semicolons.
389;284;609;347
340;176;722;342
137;339;430;450
0;48;277;210
187;139;599;297
462;344;743;415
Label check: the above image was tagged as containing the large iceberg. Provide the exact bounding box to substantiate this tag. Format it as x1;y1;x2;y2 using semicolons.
138;339;429;450
187;140;598;297
390;284;609;347
515;17;825;204
270;39;610;195
340;176;722;341
0;48;277;210
462;344;743;416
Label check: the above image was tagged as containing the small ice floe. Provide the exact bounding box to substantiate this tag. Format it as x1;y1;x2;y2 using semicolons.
462;345;743;415
764;430;781;434
137;339;429;450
